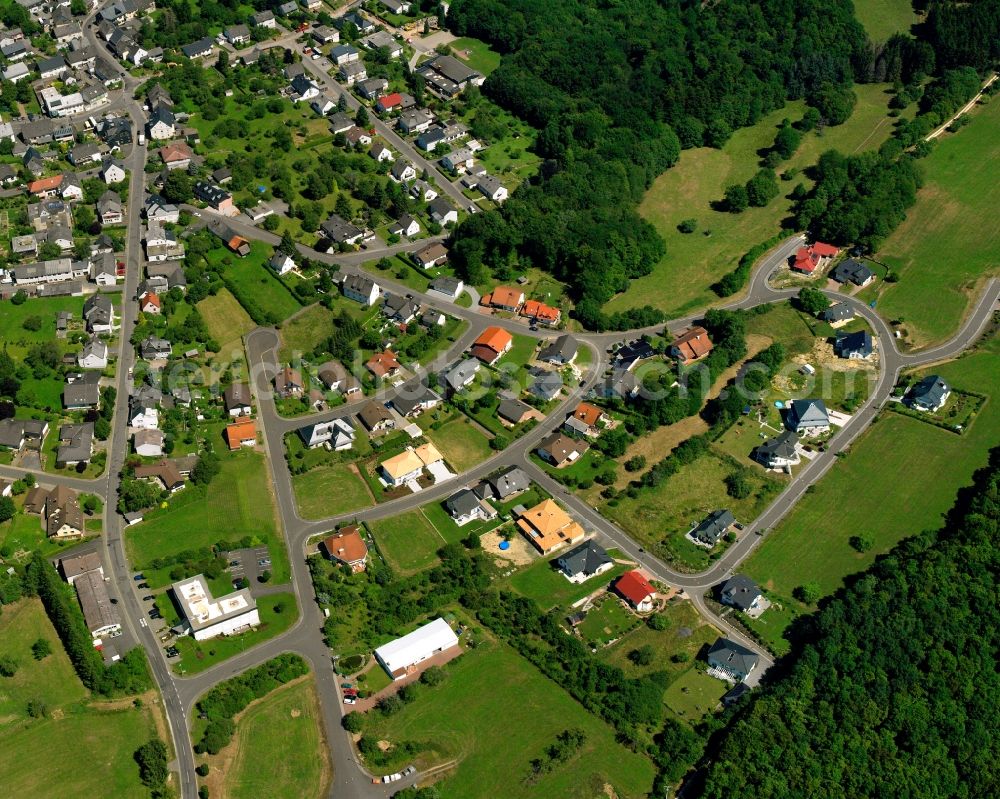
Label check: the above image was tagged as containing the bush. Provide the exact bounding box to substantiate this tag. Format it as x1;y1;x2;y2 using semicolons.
849;534;875;553
624;455;647;472
647;613;670;631
31;638;52;660
628;645;655;666
677;218;697;233
196;763;210;777
724;184;749;213
134;739;169;790
342;712;364;733
420;665;446;687
794;582;822;604
26;698;47;718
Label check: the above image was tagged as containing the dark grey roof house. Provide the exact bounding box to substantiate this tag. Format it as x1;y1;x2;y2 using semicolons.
691;509;735;547
538;334;578;365
784;399;830;435
488;466;531;499
834;330;873;359
907;375;951;413
754;429;799;468
719;575;762;612
556;539;612;583
707;637;759;682
830;258;875;286
821;302;854;323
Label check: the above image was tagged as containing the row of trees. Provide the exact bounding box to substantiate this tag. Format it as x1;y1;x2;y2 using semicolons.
695;447;1000;797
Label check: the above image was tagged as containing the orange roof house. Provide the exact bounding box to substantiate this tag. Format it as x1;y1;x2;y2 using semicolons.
480;286;524;312
792;241;839;273
516;498;585;555
158;141;193;166
470;326;513;365
366;350;401;379
225;418;257;450
28;175;63;195
139;291;161;313
614;570;656;611
520;299;561;326
224;233;250;256
321;526;368;571
572;402;606;429
669;326;714;365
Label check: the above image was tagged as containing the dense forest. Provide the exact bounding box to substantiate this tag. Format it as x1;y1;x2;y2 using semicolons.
444;0;1000;327
693;447;1000;797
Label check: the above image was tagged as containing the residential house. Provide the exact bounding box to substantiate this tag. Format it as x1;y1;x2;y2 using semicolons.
322;214;364;246
379;442;445;487
707;638;759;682
399;108;434;134
133;428;165;457
441;359;480;393
59;551;104;585
83;294;115;333
133;460;185;491
830;258;875;287
44;485;84;540
784;398;830;436
97;190;124;225
613;339;655;371
224;383;252;417
388;214;420;238
821;302;854;325
330;44;360;65
269;252;295;275
428;197;458;225
720;575;763;614
139;291;161;314
497;395;535;426
366;350;401;380
357;77;388;100
225;417;257;450
791;241;839;274
515;498;585;555
520;299;560;327
487;466;531;500
250;10;276;27
310;95;337;116
382;293;419;323
528;369;562;402
77;337;108;369
538;335;578;366
339;60;367;86
415;243;450;271
389;158;416;183
224;23;250;45
670;326;714;365
834;330;874;360
390;383;442;418
341;273;380;305
370;142;394;162
128;399;159;430
194;181;234;213
357;400;395;432
481;286;524;312
470;326;513;366
37;54;68;80
140;336;171;360
427;276;463;303
0;419;48;451
291;73;320;100
907;375;951;413
441;147;474;173
63;377;101;410
328;112;355;134
344;126;372;147
690;509;736;547
147;106;175;140
536;432;589;468
298;418;356;450
416;54;483;97
477;173;507;202
444;487;496;527
376;92;404;114
180;37;214;59
69;141;102;166
312;24;339;44
565;402;607;438
158;141;192;170
754;430;800;469
321;527;368;572
100;156;127;183
274;366;304;399
317;361;361;396
416;126;448;151
613;570;656;612
556;539;612;583
145;194;180;223
206;219;249;255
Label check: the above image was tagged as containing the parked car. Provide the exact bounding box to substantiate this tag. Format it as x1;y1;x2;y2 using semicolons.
258;558;271;567
143;595;155;601
343;696;356;705
138;582;149;589
402;766;416;776
133;573;145;581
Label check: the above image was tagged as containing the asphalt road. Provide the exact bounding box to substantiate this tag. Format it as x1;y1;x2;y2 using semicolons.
26;17;1000;799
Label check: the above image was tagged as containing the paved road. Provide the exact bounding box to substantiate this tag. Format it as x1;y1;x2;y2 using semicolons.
42;17;1000;799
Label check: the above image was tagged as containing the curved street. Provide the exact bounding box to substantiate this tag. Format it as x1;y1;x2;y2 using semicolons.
14;14;1000;799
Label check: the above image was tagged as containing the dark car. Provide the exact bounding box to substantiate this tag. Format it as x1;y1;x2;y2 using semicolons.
229;560;240;567
133;573;145;581
143;595;155;601
138;582;149;589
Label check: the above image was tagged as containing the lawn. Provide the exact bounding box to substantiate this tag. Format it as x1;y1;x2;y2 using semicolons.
873;96;1000;347
420;499;499;544
208;241;303;323
292;462;374;519
359;643;656;799
602;451;782;569
205;676;330;799
853;0;920;41
450;36;502;75
126;451;289;584
424;416;493;472
743;330;1000;647
576;596;638;647
608;84;903;316
0;599;163;799
507;552;629;611
172;594;298;675
602;600;721;686
367;510;445;575
0;295;85;358
198;287;255;372
662;669;728;723
278;302;336;362
0;509;87;561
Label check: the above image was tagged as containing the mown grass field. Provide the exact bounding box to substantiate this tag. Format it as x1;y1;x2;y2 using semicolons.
424;416;494;472
450;36;502;75
212;676;330;799
608;84;903;316
198;287;255;372
507;551;629;611
368;510;445;575
853;0;919;41
278;302;336;361
0;295;85;358
874;97;1000;347
208;241;303;323
0;599;162;798
663;668;728;722
292;462;374;520
360;643;656;799
743;330;1000;650
126;451;289;584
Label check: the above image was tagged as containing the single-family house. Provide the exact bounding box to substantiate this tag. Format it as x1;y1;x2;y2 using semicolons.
390;158;416;183
390;383;442;417
690;509;736;547
331;44;360;65
516;498;585;555
784;398;830;436
140;336;172;360
907;375;951;413
133;428;165;457
538;335;578;366
139;291;161;314
830;258;875;287
194;181;234;213
224;382;252;416
298;418;356;450
481;285;524;312
366;350;401;380
444;487;496;527
565;402;607;438
274;366;304;398
556;539;612;583
821;302;854;325
77;337;108;369
376;92;403;114
370;142;394;162
720;575;763;614
358;400;395;432
357;77;388;100
670;326;714;365
100;156;127;184
317;361;361;396
613;570;656;612
56;423;93;467
488;466;531;500
415;242;450;270
536;432;589;468
428;197;458;225
322;215;365;246
754;430;800;469
321;526;368;572
477;173;507;202
225;417;257;450
470;326;513;365
269;252;295;275
520;299;560;327
388;213;420;238
497;395;535;426
44;485;85;540
441;359;480;393
341;273;380;305
792;241;839;274
224;24;251;45
339;60;367;86
834;330;874;360
158;140;192;170
707;638;759;682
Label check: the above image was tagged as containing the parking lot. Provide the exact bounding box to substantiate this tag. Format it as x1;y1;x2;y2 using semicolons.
224;546;272;590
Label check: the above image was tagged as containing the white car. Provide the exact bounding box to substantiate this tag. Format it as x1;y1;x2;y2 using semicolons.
343;696;356;705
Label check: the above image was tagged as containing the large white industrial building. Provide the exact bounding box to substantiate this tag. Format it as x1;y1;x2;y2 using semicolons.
374;617;460;680
171;575;260;641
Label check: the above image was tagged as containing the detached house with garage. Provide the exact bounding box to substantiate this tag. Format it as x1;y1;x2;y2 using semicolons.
784;399;830;436
470;326;512;366
707;637;759;683
907;375;951;413
720;575;763;614
754;430;800;469
613;570;656;612
791;241;839;274
322;526;368;572
444;487;496;527
556;539;613;583
670;326;714;365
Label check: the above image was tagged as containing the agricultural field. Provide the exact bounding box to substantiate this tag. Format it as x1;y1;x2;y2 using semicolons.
743;329;1000;652
368;510;446;575
358;643;656;799
873;97;1000;347
292;462;374;520
125;451;290;585
204;676;331;799
424;416;494;472
608;84;905;317
853;0;920;41
0;599;164;799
